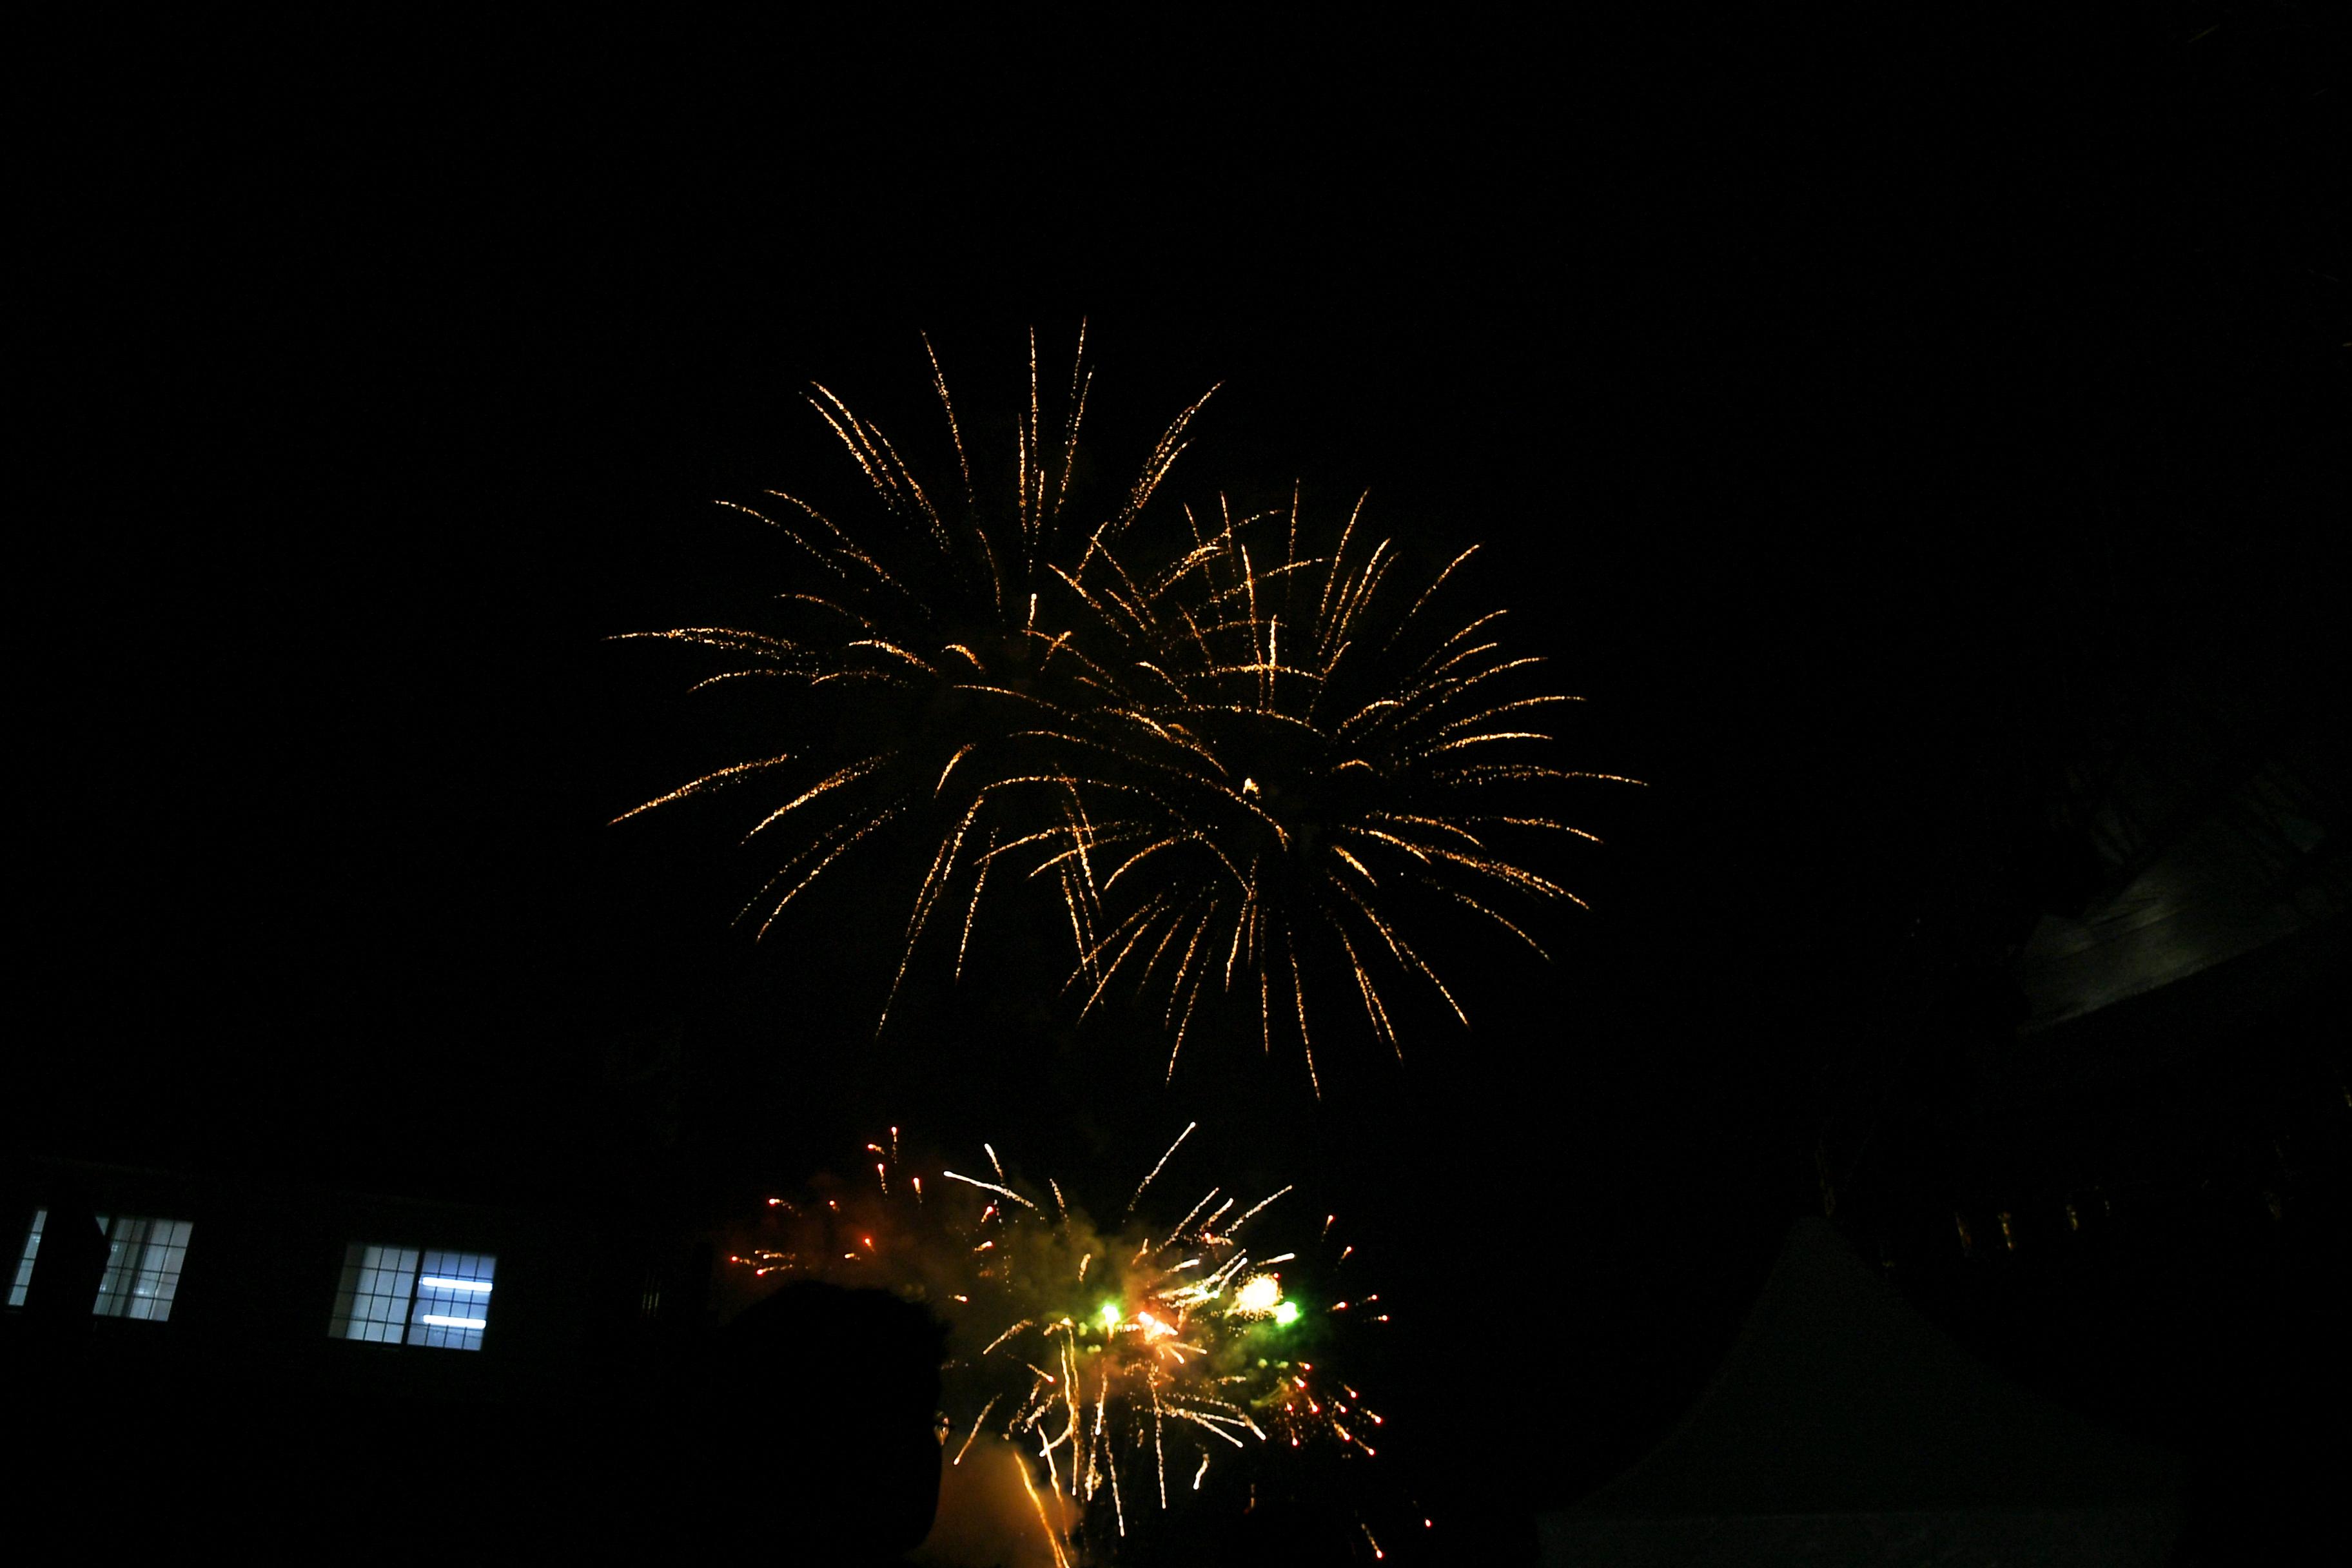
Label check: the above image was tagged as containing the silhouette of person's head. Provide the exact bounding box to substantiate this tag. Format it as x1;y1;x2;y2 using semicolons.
692;1280;949;1558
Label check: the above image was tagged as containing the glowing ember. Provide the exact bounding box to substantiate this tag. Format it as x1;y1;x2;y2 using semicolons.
1231;1273;1283;1318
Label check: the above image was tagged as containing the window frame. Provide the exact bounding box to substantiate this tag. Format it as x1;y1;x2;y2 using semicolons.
327;1242;498;1351
8;1208;195;1321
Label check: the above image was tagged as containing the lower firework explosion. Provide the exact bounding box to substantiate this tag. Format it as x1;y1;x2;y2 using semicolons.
725;1125;1413;1564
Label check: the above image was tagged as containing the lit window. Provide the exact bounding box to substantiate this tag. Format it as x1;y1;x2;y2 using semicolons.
10;1210;193;1320
328;1244;496;1351
6;1208;50;1308
93;1216;196;1320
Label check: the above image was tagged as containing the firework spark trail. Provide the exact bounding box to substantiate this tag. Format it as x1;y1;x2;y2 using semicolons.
945;1170;1041;1213
1125;1121;1195;1212
1017;1456;1075;1568
954;1395;1001;1465
729;1129;1393;1563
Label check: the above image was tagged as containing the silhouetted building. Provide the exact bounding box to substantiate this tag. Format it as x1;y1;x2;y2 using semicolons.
3;1155;948;1558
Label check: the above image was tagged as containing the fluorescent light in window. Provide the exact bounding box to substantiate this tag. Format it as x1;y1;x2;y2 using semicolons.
419;1314;487;1329
418;1277;493;1292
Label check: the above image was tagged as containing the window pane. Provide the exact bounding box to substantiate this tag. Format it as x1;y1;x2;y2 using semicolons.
329;1243;418;1342
11;1210;115;1310
92;1215;193;1321
329;1244;495;1351
409;1250;495;1351
6;1208;43;1309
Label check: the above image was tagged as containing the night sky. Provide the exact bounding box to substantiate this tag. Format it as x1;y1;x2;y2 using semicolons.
23;12;2340;1549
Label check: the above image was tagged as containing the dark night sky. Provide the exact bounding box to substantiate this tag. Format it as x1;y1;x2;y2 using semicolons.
22;10;2342;1531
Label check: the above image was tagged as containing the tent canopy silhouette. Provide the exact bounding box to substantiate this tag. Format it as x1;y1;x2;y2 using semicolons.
1538;1219;2180;1566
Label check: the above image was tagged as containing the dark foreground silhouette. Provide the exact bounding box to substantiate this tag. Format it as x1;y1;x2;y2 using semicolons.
640;1278;950;1558
524;1279;950;1559
10;1279;948;1563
